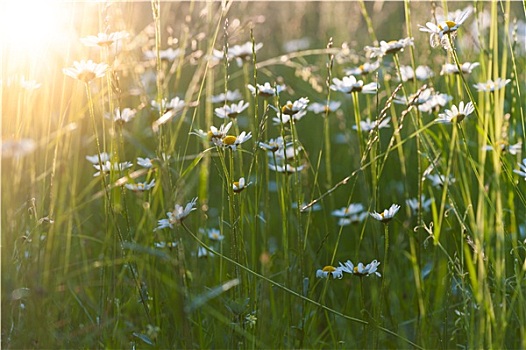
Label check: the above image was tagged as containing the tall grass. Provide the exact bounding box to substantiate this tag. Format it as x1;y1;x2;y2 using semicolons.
2;1;525;348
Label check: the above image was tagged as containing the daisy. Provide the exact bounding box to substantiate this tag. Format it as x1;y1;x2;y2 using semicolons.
63;60;108;84
125;179;156;192
330;76;378;94
206;122;233;143
154;241;178;249
137;157;154;168
364;37;414;58
154;197;198;230
307;101;342;115
259;137;285;153
86;152;111;164
398;65;434;82
482;141;522;155
370;204;401;223
93;161;132;177
233;177;252;193
345;61;380;76
209;89;242;104
331;203;364;218
406;195;433;214
247;82;286;97
339;260;381;277
215;131;252;151
419;8;472;48
268;163;305;174
272;110;307;125
200;228;224;241
418;91;453;114
20;77;41;90
280;97;310;116
80;31;129;47
214;101;249;119
316;265;344;279
144;47;182;61
353;117;391;132
393;88;433;107
513;158;526;179
107;107;136;124
440;62;480;75
435;101;475;124
227;42;263;64
151;97;185;113
426;173;456;187
473;78;511;92
337;212;368;226
275;143;302;160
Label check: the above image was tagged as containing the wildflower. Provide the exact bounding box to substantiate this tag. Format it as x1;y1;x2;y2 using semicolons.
482;141;522;155
339;260;381;277
86;152;111;164
419;8;472;48
268;163;305;174
197;121;232;144
364;37;414;58
435;101;475;124
151;97;185;113
154;197;198;230
80;31;129;47
259;137;285;153
20;77;41;90
214;101;249;119
209;89;242;104
337;213;368;226
345;61;380;76
154;241;178;249
245;313;257;328
275;143;302;160
316;265;344;279
307;101;342;115
197;246;213;258
473;78;511;92
93;161;132;177
125;179;156;192
233;177;251;193
1;138;36;158
143;47;182;61
106;107;136;124
513;158;526;179
281;97;310;115
406;196;433;214
426;173;456;187
398;65;434;82
440;62;480;75
63;60;109;83
227;42;263;65
283;37;310;52
247;82;286;97
353;117;391;132
202;228;224;241
370;204;401;223
330;76;378;94
137;157;154;168
272;110;307;125
418;91;453;114
331;203;365;218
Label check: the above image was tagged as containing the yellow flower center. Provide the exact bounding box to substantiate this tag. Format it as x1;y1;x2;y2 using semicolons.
78;71;96;83
322;265;336;273
281;103;294;115
222;135;237;145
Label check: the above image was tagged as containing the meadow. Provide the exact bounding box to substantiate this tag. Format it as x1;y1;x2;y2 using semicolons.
2;1;526;348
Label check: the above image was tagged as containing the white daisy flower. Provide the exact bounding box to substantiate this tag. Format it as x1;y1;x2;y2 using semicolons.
125;179;156;191
268;163;305;174
137;157;154;168
144;47;182;61
513;158;526;179
259;137;285;153
353;117;391;132
316;265;344;279
345;61;380;76
201;228;224;241
419;8;472;48
440;62;480;75
93;161;132;177
330;76;378;94
215;131;252;151
233;177;252;193
272;110;307;125
151;97;185;113
80;31;129;47
20;77;41;90
106;107;136;124
154;241;178;249
339;259;381;277
63;60;108;84
337;212;368;226
154;197;198;230
214;100;250;119
364;37;414;58
307;101;342;115
331;203;364;218
227;42;263;64
370;204;401;223
86;152;111;164
281;97;310;115
398;65;434;82
247;82;286;97
435;101;475;124
473;78;511;92
209;89;242;104
482;141;522;155
418;92;453;114
406;196;433;214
